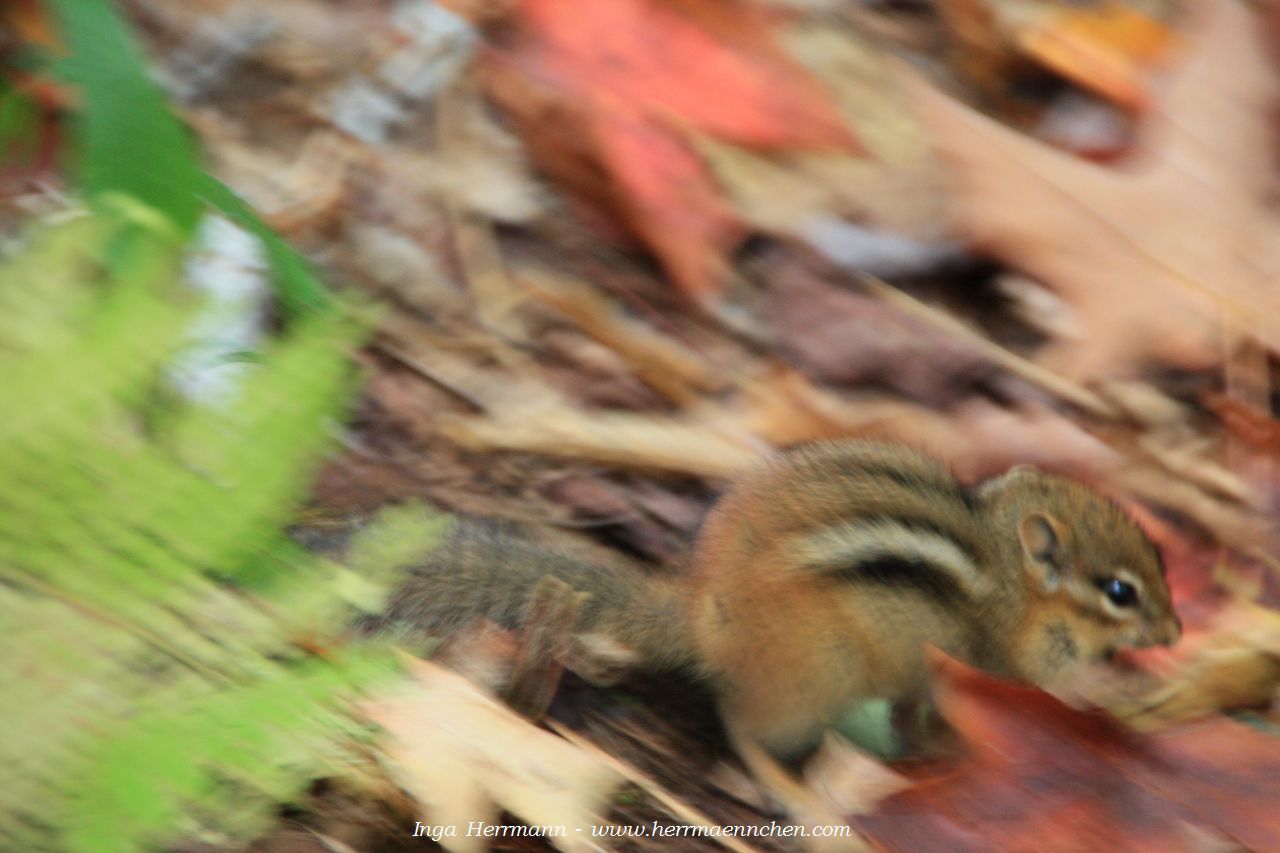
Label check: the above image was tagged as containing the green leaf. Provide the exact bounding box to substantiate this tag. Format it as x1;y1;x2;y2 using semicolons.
40;0;339;321
66;650;399;853
0;84;40;169
46;0;203;234
199;176;334;318
0;209;431;850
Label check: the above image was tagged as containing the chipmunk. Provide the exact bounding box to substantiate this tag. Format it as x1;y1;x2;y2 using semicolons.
380;441;1180;812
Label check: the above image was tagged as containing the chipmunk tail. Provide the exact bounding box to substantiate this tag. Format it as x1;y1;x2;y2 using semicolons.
372;520;697;672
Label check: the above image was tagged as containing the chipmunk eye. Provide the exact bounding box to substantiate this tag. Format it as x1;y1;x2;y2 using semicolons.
1097;577;1138;608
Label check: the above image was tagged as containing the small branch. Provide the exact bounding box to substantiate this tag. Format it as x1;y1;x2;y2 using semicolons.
855;271;1121;420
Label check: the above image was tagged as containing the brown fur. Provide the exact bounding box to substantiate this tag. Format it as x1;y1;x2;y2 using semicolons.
688;444;1177;757
380;441;1180;807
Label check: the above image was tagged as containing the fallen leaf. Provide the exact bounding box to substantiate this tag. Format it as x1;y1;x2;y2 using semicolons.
544;475;667;550
935;0;1011;101
431;83;545;225
936;0;1174;113
539;328;669;411
1204;389;1280;455
857;654;1280;851
364;656;623;852
346;223;466;317
804;732;912;816
1016;1;1178;111
544;473;707;563
911;0;1280;379
440;398;763;479
1123;600;1280;730
4;0;56;48
205;129;365;237
699;22;948;246
482;0;859;298
761;251;995;402
517;266;726;406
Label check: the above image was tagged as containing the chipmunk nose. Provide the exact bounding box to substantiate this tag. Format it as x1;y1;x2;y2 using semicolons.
1156;615;1182;646
1134;615;1180;649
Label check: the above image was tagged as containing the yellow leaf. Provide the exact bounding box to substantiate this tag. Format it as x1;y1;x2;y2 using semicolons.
363;656;623;852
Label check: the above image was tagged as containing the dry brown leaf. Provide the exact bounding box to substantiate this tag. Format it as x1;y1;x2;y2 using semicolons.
934;0;1011;100
346;223;467;317
911;0;1280;379
539;328;668;411
4;0;55;49
363;656;624;852
200;126;366;236
431;83;545;224
761;257;995;402
1124;600;1280;730
802;733;912;817
128;0;382;85
517;267;726;405
701;23;947;243
433;86;535;342
449;208;530;342
440;399;764;479
543;473;705;563
859;273;1120;419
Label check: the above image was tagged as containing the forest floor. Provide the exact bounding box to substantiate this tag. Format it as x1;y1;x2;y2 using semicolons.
110;0;1280;849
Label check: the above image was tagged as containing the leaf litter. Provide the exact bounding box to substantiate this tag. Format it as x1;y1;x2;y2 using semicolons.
44;0;1280;847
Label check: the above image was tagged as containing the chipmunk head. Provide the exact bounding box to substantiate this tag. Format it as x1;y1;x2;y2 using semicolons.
979;466;1180;685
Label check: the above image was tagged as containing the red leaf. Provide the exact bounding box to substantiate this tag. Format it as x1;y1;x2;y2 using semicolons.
513;0;857;148
590;105;740;299
858;655;1280;850
483;0;860;297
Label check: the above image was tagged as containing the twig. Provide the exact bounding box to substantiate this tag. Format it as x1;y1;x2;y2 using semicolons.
855;271;1120;420
518;267;726;405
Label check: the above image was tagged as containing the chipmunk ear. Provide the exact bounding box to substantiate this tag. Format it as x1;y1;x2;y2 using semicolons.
1018;511;1063;589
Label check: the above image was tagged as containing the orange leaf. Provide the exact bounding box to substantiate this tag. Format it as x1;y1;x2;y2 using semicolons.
483;0;859;298
4;0;58;49
591;106;740;299
511;0;857;149
1017;2;1178;111
485;50;744;294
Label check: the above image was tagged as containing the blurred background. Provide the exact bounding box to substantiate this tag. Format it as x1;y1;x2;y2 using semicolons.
2;0;1279;850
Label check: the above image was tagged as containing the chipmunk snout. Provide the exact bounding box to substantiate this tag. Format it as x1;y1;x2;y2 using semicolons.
1131;612;1177;645
1158;615;1182;646
1139;615;1181;648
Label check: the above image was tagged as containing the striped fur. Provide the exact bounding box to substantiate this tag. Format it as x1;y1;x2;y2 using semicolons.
377;439;1180;779
706;442;995;601
798;517;986;599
